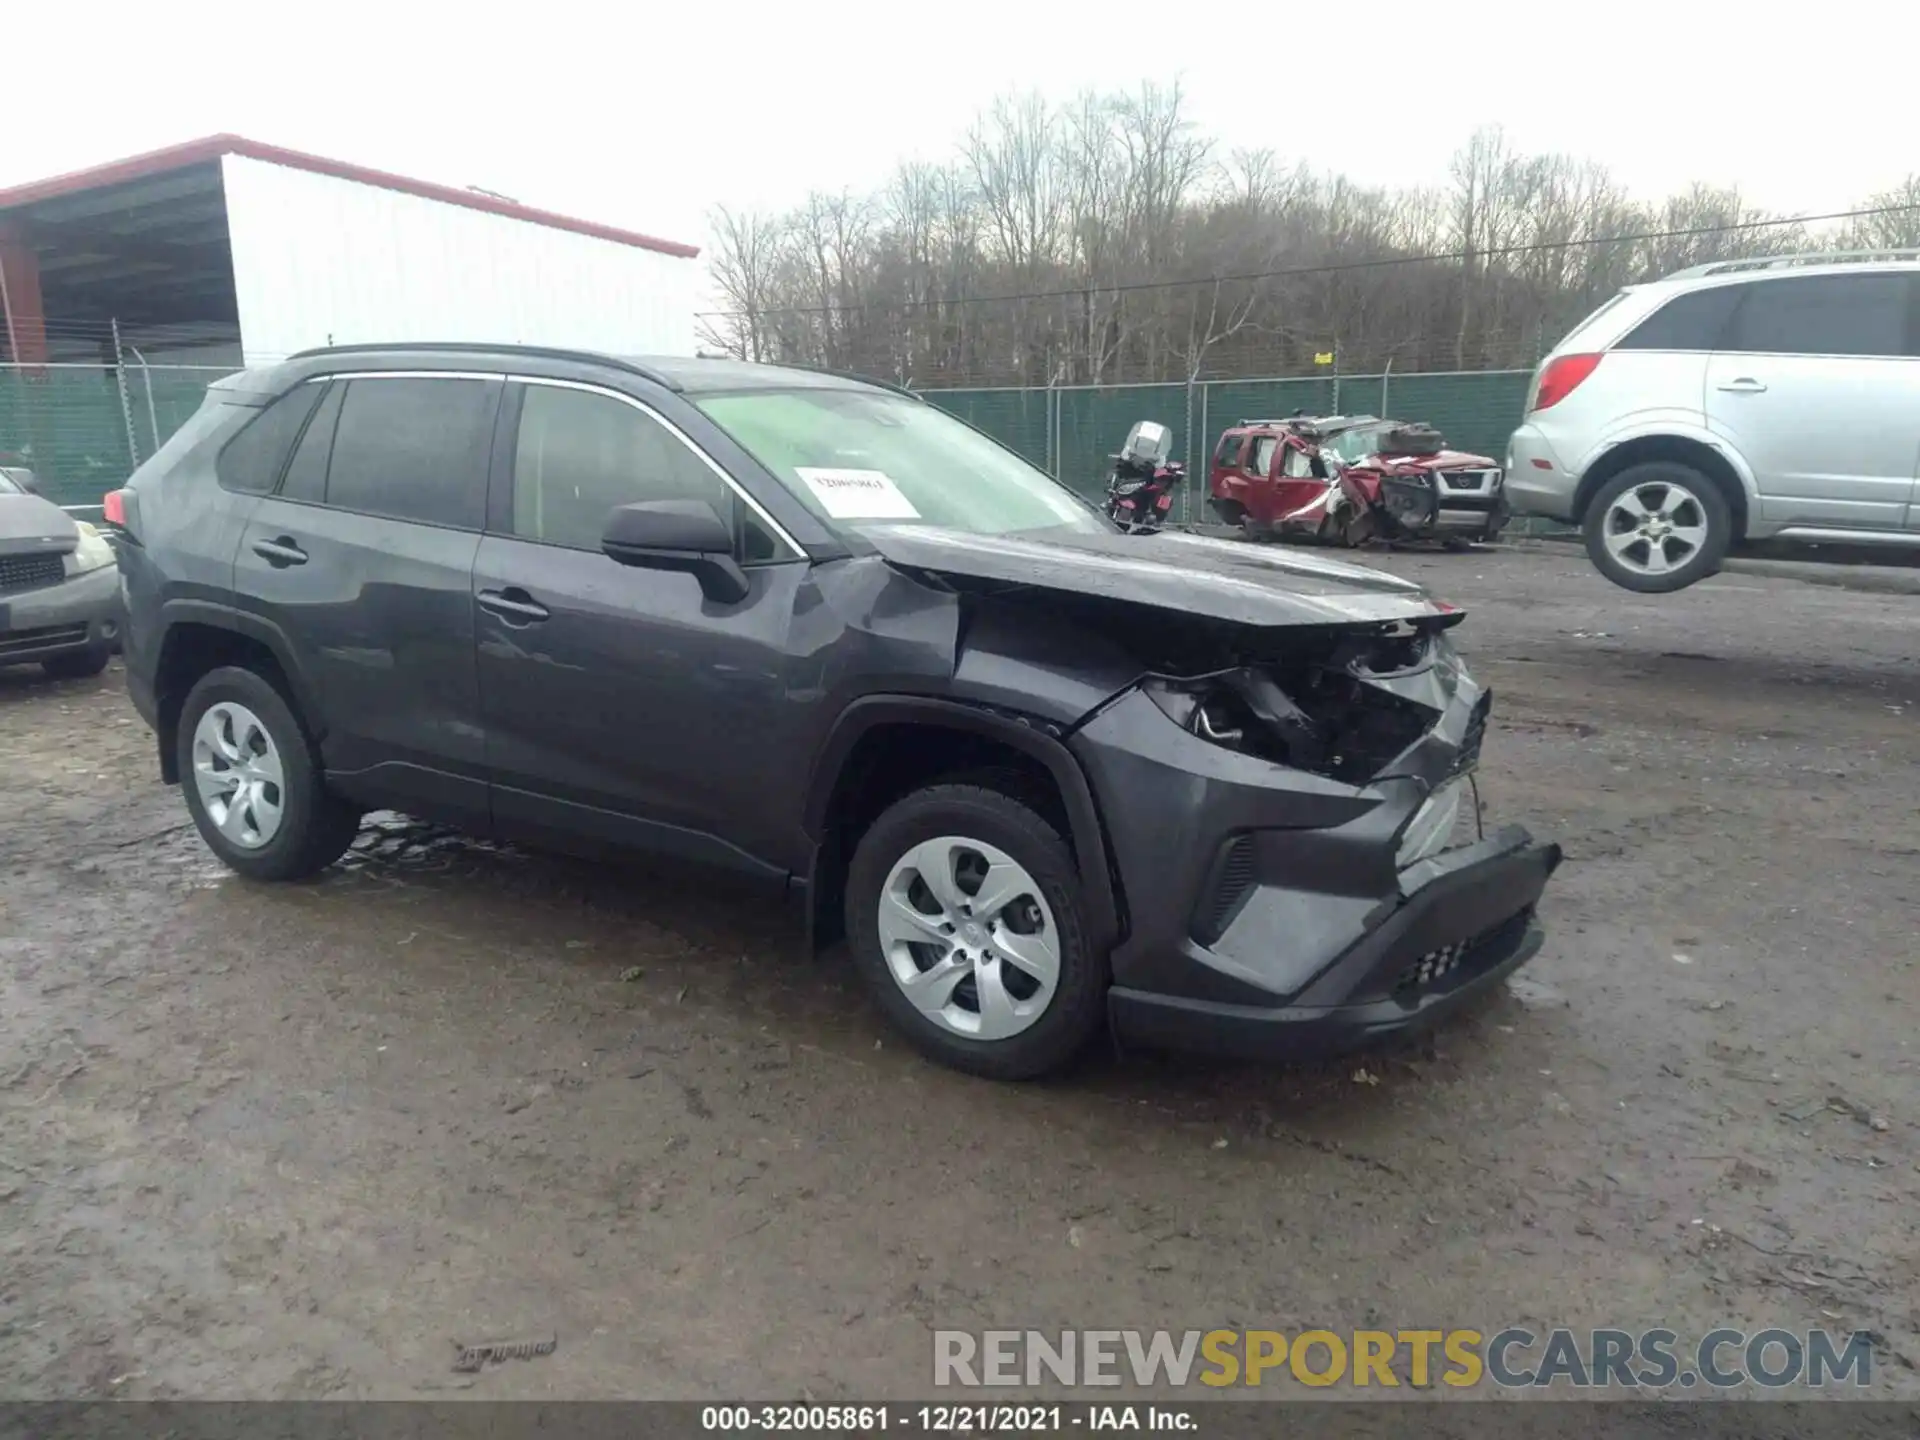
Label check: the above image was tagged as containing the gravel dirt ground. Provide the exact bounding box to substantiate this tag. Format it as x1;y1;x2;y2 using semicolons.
1;544;1915;1401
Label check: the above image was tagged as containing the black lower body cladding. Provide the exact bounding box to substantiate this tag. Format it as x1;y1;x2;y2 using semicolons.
1069;675;1560;1062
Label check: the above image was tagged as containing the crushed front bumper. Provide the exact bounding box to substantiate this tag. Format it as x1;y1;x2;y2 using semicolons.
1377;477;1508;539
0;564;120;667
1108;828;1561;1061
1069;668;1561;1064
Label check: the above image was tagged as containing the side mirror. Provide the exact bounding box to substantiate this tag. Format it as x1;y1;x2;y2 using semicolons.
600;499;749;604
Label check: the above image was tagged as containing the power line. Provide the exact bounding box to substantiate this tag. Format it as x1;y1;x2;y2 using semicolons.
697;201;1920;320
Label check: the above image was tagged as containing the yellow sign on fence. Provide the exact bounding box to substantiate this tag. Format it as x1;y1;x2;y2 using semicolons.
1313;351;1335;366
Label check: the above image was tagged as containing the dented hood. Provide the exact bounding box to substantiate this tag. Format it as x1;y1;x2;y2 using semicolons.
858;523;1454;628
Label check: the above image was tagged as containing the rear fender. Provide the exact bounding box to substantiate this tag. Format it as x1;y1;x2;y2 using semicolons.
1577;416;1758;507
153;599;325;782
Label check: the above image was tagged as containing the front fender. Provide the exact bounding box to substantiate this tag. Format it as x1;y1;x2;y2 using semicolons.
801;694;1123;955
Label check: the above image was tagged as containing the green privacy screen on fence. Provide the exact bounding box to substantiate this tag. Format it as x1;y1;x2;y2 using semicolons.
0;365;224;509
3;362;1536;515
926;369;1535;505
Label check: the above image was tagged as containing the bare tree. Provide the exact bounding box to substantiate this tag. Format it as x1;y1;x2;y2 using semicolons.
1842;176;1920;249
695;87;1915;388
698;207;785;360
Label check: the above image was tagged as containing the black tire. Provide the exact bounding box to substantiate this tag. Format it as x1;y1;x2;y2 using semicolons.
41;647;110;680
844;781;1106;1081
1583;462;1731;593
176;665;362;881
1211;498;1247;528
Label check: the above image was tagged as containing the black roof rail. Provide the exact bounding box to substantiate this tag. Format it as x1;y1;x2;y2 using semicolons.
284;341;680;390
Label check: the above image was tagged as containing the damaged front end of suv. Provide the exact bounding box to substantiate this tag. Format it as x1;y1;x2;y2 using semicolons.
861;524;1563;1062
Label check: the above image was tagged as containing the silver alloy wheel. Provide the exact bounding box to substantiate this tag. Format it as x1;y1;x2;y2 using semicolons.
875;835;1060;1041
191;701;286;849
1601;478;1710;578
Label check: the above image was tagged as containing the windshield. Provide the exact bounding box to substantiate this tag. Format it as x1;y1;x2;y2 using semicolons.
695;389;1108;537
0;469;28;495
1320;424;1392;464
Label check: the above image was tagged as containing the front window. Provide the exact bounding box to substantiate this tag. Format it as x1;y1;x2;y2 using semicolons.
695;388;1106;537
1320;424;1392;465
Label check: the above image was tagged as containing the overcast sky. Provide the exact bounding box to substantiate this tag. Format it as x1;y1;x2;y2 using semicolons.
8;0;1919;258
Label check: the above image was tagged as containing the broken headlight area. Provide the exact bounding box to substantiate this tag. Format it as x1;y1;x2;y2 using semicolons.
1138;621;1454;786
1378;474;1437;530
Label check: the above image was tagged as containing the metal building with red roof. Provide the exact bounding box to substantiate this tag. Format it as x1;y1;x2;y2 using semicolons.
0;135;701;367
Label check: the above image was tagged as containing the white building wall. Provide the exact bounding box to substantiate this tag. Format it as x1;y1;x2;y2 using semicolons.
220;154;698;365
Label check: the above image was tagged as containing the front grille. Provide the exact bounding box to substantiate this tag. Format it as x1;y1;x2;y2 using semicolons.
1437;468;1494;493
0;623;87;658
0;552;65;595
1450;692;1491;777
1193;835;1256;944
1394;906;1534;997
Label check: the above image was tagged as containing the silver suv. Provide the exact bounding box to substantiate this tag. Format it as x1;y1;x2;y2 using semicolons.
1505;251;1920;591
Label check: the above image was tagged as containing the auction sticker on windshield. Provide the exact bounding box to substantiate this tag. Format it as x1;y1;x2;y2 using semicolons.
796;467;921;520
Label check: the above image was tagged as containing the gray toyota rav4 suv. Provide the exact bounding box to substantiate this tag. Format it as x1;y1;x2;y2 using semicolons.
110;345;1560;1079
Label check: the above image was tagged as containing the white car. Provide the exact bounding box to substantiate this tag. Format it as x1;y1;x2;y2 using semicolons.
1505;250;1920;592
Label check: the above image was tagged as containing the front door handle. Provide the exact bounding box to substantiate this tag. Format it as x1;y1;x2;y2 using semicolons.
476;587;551;624
251;536;307;567
1717;377;1767;393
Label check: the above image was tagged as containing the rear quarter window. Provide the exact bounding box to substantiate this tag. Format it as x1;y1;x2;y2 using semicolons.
216;383;326;494
1614;285;1745;351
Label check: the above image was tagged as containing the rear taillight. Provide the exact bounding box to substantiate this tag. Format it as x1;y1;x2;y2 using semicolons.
1531;353;1602;412
102;489;127;526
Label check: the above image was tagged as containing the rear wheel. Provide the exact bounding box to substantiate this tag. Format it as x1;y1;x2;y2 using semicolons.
177;666;362;880
844;782;1105;1080
1584;462;1731;593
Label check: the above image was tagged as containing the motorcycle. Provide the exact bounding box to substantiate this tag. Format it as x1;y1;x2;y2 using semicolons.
1103;420;1185;531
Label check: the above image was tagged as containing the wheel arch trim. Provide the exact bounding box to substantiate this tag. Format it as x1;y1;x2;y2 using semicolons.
153;600;324;782
1575;424;1756;531
802;695;1123;954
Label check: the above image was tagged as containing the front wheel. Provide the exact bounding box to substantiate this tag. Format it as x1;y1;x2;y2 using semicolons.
844;782;1106;1080
1584;462;1731;593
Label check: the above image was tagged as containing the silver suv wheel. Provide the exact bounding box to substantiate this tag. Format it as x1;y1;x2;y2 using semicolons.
875;835;1060;1041
191;701;285;849
1600;476;1710;579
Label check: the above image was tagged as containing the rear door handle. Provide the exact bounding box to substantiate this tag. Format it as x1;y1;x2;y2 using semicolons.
1717;377;1767;393
476;587;550;624
251;537;307;566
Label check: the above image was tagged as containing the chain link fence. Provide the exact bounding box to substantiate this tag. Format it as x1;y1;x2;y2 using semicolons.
1;361;231;510
922;368;1536;518
3;347;1539;525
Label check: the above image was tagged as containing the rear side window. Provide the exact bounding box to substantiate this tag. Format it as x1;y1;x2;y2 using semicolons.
217;383;325;493
1721;274;1912;358
1249;435;1278;477
1215;433;1244;466
1615;285;1745;352
323;378;495;529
